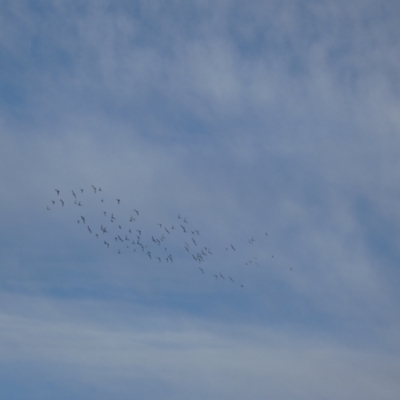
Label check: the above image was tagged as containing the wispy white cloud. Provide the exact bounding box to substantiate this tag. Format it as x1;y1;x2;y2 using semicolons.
0;293;399;400
1;0;400;398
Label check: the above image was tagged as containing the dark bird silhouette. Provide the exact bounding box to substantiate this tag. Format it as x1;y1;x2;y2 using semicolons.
48;185;270;289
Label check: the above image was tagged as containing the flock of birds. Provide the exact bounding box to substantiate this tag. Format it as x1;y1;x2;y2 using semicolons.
47;185;275;288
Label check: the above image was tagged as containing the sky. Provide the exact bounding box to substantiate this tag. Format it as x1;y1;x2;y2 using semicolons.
1;0;400;399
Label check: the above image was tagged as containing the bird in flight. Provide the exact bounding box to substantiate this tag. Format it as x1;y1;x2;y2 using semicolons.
47;184;271;290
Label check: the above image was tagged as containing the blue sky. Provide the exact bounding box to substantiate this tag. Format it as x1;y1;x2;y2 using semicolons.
1;1;400;399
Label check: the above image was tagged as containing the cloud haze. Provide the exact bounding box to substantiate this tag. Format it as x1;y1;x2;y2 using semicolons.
1;0;400;398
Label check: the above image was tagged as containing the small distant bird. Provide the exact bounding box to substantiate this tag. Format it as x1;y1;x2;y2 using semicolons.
72;190;76;198
134;210;139;215
55;190;60;195
91;185;96;193
81;216;85;223
116;199;120;204
60;199;64;207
